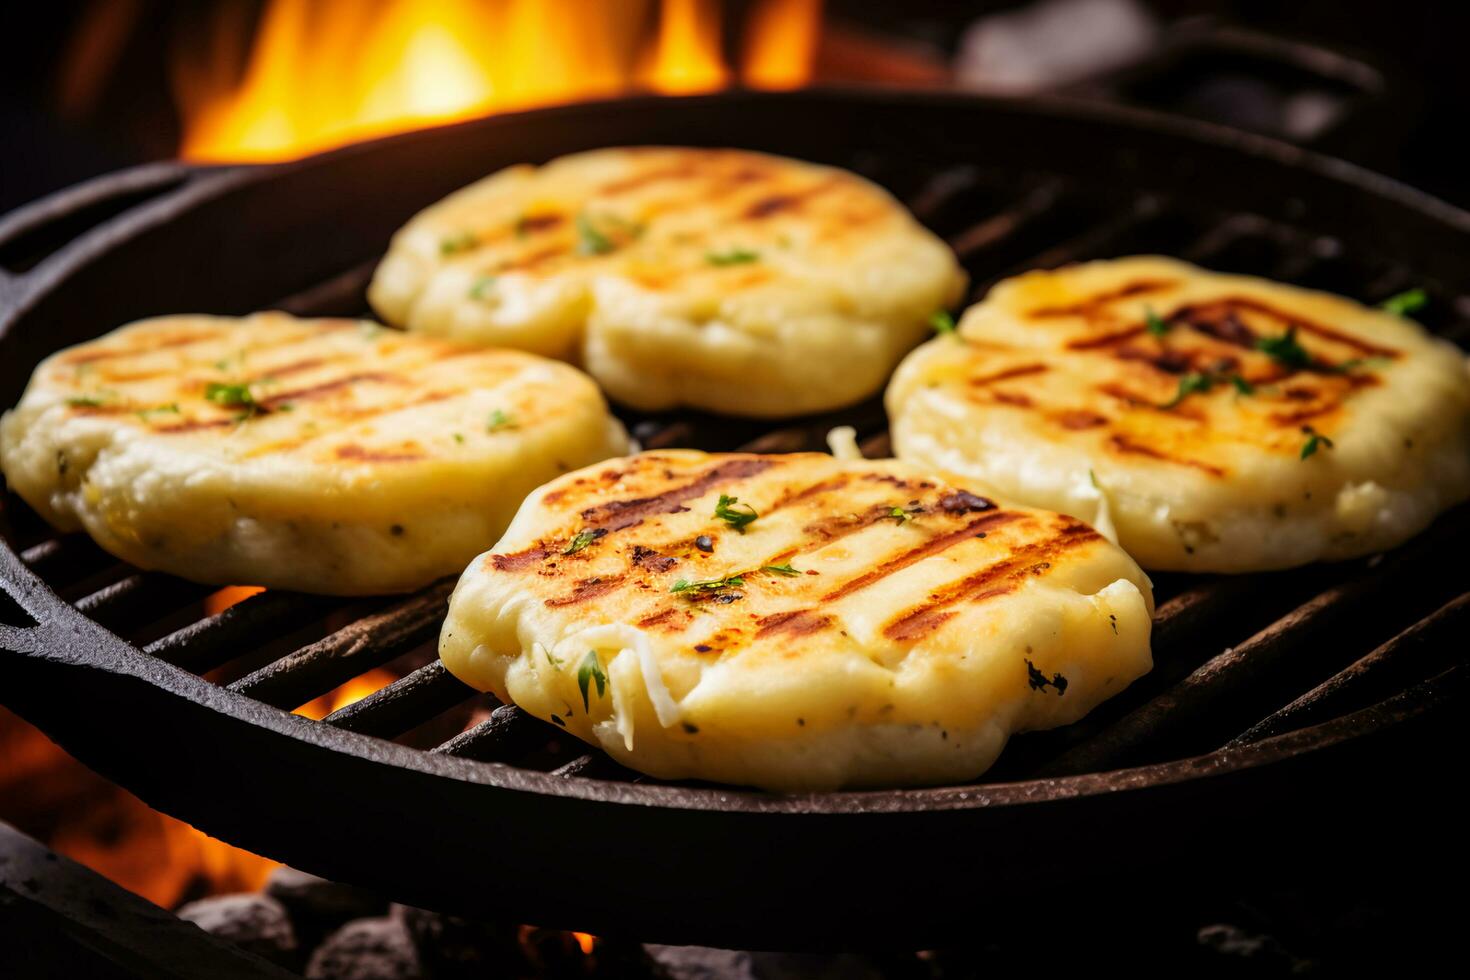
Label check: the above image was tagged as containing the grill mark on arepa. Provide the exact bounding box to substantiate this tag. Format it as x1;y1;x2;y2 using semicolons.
1028;279;1176;319
257;372;396;408
966;364;1049;386
742;176;841;220
335;444;426;463
579;457;778;531
883;522;1102;641
545;575;626;608
820;511;1021;603
492;548;549;572
62;330;223;364
754;609;834;639
1108;434;1225;476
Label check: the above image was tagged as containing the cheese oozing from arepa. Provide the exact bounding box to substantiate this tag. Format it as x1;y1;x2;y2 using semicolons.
438;450;1153;792
369;147;967;418
0;313;629;594
886;256;1470;572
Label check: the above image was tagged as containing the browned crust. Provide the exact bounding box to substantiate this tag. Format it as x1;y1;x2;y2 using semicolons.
544;575;626;608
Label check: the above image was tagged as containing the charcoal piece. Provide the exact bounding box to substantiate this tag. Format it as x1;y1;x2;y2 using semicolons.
306;916;422;980
266;866;387;933
175;893;298;968
392;904;521;977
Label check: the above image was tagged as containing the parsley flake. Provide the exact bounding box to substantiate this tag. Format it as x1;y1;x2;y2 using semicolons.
1144;306;1171;337
1229;374;1255;395
670;574;745;595
562;528;606;555
468;275;497;300
714;494;759;533
1300;426;1335;460
706;248;760;266
439;232;478;256
576;650;608;711
205;382;257;412
928;310;957;336
486;409;517;433
888;504;922;524
1161;372;1216;408
1379;288;1428;318
761;563;801;576
136;403;181;419
1256;325;1313;370
66;396;106;408
575;211;616;255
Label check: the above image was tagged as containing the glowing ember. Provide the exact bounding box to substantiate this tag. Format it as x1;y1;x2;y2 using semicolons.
173;0;823;163
204;584;265;616
573;931;597;955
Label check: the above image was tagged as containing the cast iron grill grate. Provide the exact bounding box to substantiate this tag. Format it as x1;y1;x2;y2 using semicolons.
1;92;1466;948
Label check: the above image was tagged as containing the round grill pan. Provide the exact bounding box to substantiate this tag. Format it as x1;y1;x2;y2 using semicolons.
2;90;1468;949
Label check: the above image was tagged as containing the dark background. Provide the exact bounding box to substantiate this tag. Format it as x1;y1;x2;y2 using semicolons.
2;0;1467;214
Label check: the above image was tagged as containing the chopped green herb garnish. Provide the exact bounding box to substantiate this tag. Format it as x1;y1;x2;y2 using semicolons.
1379;288;1428;318
66;396;106;408
928;310;957;337
888;504;924;524
1144;306;1170;337
562;528;605;555
544;648;563;668
714;494;759;533
575;211;616;255
1229;374;1255;395
452;433;465;444
576;650;607;711
1300;426;1335;460
1161;372;1215;408
486;409;517;433
1333;355;1392;374
761;563;801;576
205;382;256;410
1256;325;1312;370
706;248;760;266
136;403;181;419
670;574;746;595
468;275;497;300
439;232;478;256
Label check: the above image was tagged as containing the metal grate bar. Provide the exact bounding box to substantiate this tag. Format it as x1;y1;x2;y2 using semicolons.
18;536;117;588
1230;590;1470;746
322;660;475;737
228;579;454;708
430;703;547;762
73;573;216;634
1038;511;1470;776
274;259;379;318
145;589;337;674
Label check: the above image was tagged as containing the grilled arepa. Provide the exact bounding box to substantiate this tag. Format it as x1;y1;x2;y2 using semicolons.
0;313;628;594
369;147;967;417
887;256;1470;572
438;450;1153;791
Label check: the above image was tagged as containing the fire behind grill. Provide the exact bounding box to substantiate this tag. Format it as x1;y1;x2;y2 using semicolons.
1;91;1467;950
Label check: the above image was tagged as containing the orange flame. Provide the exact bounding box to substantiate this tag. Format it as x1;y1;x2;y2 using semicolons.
295;667;399;720
573;931;597;955
173;0;822;163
